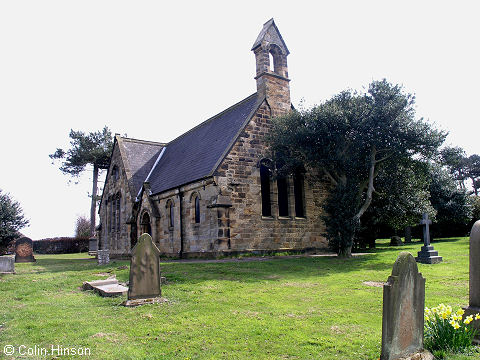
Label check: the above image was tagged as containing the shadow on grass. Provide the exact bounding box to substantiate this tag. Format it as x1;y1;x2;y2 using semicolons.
362;238;466;255
23;252;396;285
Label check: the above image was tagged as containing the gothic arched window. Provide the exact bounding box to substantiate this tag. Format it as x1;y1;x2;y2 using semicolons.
116;193;121;231
194;195;200;224
112;166;119;182
293;173;305;218
260;162;272;217
140;211;151;236
167;200;174;229
277;176;289;217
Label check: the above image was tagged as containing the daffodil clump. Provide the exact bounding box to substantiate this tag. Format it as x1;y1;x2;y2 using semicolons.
424;304;479;353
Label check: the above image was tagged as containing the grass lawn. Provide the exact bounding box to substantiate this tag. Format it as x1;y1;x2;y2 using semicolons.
0;238;478;359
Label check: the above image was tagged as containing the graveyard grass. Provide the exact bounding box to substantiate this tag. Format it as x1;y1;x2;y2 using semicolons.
0;238;477;360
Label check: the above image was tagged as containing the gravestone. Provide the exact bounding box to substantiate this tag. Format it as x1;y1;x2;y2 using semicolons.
82;277;128;297
404;226;412;243
15;237;36;263
463;220;480;340
97;249;110;265
0;255;15;274
88;237;98;256
390;236;403;246
123;233;164;307
381;252;428;360
415;213;442;264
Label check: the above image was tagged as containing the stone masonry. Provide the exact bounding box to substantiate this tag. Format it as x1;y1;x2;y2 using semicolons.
99;19;330;258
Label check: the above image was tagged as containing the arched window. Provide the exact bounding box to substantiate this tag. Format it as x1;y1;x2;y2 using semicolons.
277;176;289;217
194;195;200;223
112;166;119;182
293;173;305;218
116;193;121;231
140;212;151;236
260;163;271;217
110;197;115;233
167;200;174;228
269;52;275;72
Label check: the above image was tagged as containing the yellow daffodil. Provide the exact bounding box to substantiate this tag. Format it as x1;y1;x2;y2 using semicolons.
457;309;465;316
464;315;473;324
475;314;480;320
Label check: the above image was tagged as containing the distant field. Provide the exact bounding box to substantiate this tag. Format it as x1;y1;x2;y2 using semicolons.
0;238;476;359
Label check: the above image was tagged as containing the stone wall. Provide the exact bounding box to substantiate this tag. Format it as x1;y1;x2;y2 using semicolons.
214;100;329;252
99;143;133;256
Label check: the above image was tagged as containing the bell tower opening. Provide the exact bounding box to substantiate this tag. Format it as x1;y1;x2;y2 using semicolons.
252;19;291;116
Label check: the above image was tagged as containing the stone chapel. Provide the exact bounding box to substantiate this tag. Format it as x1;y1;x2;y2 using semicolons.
98;19;329;258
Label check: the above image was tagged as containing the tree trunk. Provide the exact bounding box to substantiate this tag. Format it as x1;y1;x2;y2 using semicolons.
338;245;352;258
90;164;99;237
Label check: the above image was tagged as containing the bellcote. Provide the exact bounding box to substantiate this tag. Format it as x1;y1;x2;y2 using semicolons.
252;19;291;115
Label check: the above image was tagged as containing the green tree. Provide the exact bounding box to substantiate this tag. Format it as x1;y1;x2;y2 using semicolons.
466;154;480;196
267;80;446;257
50;126;113;237
428;164;472;236
0;190;29;248
367;160;435;233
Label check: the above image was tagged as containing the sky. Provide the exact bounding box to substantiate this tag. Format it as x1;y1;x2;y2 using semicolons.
0;1;479;239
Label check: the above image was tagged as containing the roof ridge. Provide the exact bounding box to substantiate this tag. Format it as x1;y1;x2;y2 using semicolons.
121;137;166;146
164;93;258;146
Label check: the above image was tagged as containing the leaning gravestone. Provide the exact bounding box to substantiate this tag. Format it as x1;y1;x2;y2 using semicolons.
15;237;36;263
415;213;442;264
381;252;431;360
0;255;15;274
463;220;480;340
122;233;165;307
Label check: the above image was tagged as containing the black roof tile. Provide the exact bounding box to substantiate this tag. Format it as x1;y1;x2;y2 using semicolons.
148;93;261;195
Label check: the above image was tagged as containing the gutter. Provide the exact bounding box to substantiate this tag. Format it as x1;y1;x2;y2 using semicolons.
136;146;166;201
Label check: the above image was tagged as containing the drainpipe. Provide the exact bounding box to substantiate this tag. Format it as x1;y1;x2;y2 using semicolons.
178;189;184;258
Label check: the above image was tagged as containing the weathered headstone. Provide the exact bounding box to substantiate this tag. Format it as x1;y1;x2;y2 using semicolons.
415;213;442;264
97;249;110;265
404;226;412;243
123;233;164;307
15;237;36;263
390;236;403;246
381;252;428;360
88;237;98;256
463;220;480;339
0;255;15;274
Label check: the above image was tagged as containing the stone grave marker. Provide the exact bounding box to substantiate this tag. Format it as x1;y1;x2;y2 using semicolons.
463;220;480;340
381;252;430;360
88;237;98;256
404;226;412;243
123;233;165;307
415;213;442;264
0;255;15;274
97;249;110;265
15;237;36;263
390;236;403;246
82;277;128;297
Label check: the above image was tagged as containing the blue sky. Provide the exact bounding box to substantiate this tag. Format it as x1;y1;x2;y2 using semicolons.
1;0;478;239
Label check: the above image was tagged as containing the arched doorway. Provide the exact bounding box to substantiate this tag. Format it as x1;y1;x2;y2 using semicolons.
140;212;152;236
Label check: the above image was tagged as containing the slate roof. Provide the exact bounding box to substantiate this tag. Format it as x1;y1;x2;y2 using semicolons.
119;138;165;197
251;18;289;55
147;93;262;195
